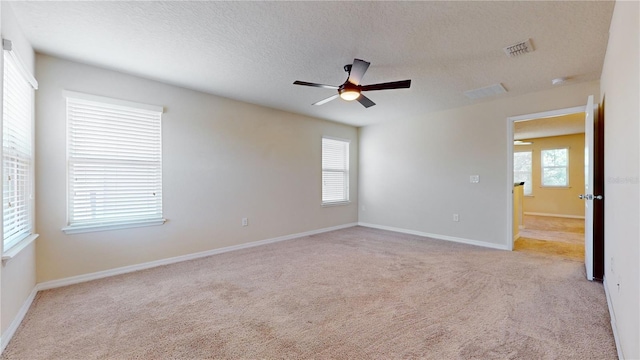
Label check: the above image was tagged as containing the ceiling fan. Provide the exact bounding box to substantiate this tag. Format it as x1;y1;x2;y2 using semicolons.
293;58;411;108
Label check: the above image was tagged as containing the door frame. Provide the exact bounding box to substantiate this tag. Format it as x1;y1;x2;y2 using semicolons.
505;105;586;251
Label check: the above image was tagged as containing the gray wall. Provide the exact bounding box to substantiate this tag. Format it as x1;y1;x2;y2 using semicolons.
35;54;358;283
358;80;599;247
600;1;639;358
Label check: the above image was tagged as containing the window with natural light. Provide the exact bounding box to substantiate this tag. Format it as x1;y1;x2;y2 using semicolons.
322;137;349;205
2;47;36;251
64;91;164;234
541;148;569;187
513;151;532;195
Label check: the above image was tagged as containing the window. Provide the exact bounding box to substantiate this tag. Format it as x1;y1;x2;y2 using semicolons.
322;137;349;205
541;148;569;187
2;44;37;251
513;151;532;195
64;91;164;234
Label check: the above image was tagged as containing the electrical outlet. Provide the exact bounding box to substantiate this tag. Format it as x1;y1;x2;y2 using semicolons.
470;175;480;183
453;214;459;222
242;218;248;227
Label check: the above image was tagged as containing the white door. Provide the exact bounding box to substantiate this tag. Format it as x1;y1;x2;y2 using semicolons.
583;95;595;281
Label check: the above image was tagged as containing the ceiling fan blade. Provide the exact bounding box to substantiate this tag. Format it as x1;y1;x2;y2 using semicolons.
293;81;339;90
348;58;370;85
312;94;340;106
360;80;411;92
357;94;376;108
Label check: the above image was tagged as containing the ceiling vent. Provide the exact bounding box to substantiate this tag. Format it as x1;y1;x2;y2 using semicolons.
463;83;507;100
503;39;534;57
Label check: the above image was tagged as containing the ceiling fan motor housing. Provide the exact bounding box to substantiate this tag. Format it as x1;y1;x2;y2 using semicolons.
339;81;359;92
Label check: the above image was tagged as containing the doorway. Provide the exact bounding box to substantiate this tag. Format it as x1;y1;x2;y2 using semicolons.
512;113;586;261
506;99;602;281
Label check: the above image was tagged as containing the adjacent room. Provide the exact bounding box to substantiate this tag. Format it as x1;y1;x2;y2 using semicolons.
1;1;638;359
513;113;587;261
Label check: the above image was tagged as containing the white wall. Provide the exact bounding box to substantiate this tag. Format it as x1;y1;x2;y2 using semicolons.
359;81;599;247
0;2;37;339
600;1;639;358
35;54;358;283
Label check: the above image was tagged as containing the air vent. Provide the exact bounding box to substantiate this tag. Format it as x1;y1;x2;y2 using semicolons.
503;39;534;57
463;83;507;100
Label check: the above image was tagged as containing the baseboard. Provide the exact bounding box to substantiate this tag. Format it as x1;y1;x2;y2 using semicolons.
513;232;520;241
0;287;38;354
524;212;585;219
603;277;624;360
37;222;358;291
357;222;509;251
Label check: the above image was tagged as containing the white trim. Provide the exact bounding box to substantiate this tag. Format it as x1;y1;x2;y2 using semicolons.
321;135;351;144
358;222;509;251
0;287;37;354
507;116;514;250
2;234;38;262
62;90;163;113
603;277;624;360
62;219;166;235
508;105;586;122
524;212;585;219
322;201;351;207
38;222;358;291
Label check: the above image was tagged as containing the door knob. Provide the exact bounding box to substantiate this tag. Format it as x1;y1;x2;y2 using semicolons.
579;194;603;200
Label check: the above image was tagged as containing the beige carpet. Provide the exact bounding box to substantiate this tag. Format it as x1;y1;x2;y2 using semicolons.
519;215;585;245
514;237;585;262
515;215;586;262
2;227;616;359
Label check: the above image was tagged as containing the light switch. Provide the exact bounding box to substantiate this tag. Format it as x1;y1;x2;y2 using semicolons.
470;175;480;183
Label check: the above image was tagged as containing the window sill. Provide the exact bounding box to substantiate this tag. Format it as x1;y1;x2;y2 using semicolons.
62;218;166;235
2;234;39;264
322;201;351;207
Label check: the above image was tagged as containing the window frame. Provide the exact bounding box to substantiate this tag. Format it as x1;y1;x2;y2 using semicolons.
321;136;350;206
513;150;533;196
540;147;570;188
62;91;165;234
2;40;39;257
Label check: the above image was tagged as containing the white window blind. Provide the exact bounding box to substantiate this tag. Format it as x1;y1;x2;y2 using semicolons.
3;49;35;250
65;92;164;233
322;137;349;204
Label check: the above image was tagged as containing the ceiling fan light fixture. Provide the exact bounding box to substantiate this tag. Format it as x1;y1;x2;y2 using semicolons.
339;89;360;101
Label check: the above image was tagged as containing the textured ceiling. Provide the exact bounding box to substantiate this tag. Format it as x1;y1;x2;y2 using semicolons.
10;1;614;127
514;112;585;140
